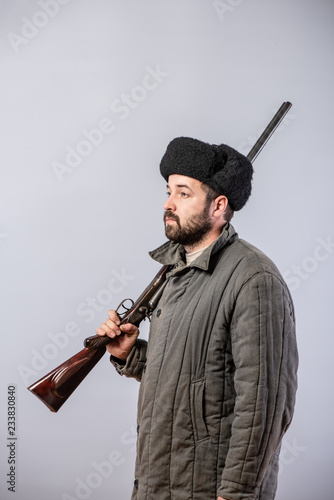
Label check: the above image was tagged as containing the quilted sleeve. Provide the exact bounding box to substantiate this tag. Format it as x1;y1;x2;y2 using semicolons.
110;338;148;382
218;271;298;500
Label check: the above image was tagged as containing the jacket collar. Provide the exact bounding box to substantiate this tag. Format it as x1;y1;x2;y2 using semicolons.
149;223;238;274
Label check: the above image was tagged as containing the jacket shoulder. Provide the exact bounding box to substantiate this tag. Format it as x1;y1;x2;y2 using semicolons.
221;237;291;293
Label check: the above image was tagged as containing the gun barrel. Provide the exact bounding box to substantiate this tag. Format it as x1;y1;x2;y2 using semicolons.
247;101;292;162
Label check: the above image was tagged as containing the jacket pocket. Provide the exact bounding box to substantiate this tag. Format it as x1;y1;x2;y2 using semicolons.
190;378;209;442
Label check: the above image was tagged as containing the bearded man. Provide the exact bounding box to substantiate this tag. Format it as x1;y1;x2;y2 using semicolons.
96;137;298;500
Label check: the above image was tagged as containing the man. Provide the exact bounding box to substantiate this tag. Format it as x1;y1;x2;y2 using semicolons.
96;137;298;500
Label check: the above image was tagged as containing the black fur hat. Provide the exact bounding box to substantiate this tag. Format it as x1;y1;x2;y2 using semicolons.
160;137;254;211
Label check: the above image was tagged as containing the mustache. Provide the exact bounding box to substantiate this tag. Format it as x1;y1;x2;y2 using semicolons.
164;211;180;224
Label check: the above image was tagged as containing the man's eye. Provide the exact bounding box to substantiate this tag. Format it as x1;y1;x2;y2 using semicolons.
181;192;189;198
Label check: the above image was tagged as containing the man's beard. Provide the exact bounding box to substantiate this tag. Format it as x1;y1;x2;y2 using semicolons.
163;207;213;247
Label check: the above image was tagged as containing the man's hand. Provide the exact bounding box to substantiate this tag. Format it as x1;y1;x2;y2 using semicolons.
96;309;139;360
218;497;228;500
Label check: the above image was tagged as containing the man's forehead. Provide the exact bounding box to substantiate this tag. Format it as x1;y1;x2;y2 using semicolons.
167;174;202;190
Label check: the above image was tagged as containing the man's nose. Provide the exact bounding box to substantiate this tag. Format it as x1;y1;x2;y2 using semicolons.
164;194;176;212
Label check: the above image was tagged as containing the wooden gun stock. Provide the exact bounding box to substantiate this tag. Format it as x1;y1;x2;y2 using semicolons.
28;346;106;412
28;264;171;412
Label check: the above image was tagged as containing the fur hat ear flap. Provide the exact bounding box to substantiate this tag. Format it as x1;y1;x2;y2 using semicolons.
160;137;253;211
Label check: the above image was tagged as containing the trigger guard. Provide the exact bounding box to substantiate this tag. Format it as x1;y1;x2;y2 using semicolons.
116;298;134;318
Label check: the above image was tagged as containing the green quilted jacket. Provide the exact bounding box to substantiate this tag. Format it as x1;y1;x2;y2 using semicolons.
111;223;298;500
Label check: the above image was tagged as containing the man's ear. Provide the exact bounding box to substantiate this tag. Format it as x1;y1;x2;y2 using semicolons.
212;195;228;219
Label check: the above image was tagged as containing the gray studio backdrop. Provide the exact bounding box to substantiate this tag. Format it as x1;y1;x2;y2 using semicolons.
1;1;333;499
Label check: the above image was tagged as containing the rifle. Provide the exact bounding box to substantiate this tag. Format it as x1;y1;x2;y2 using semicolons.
28;101;292;412
28;265;171;411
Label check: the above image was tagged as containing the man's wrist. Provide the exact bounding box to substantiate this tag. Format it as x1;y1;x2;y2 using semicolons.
110;354;126;365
